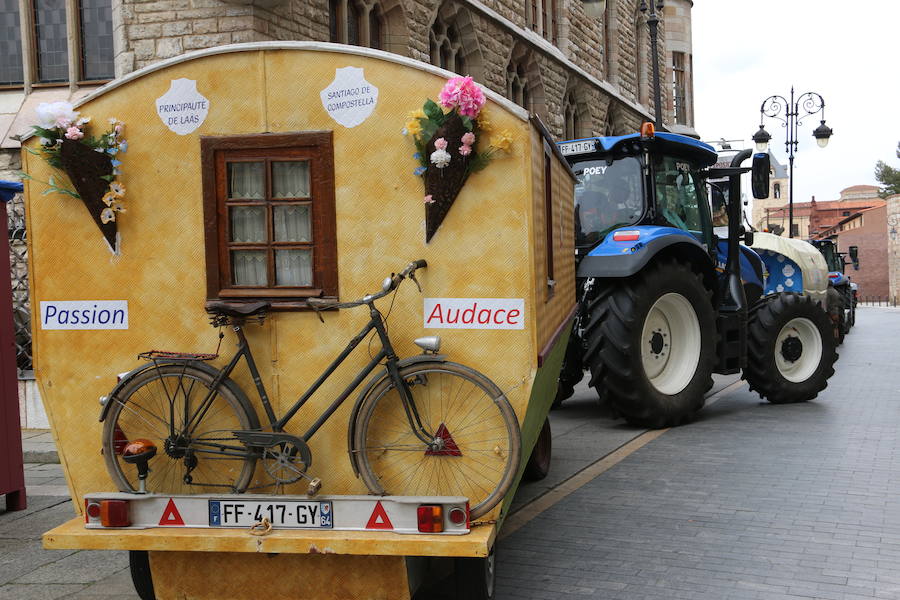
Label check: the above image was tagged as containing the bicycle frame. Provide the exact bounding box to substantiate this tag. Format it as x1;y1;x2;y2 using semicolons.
184;302;435;449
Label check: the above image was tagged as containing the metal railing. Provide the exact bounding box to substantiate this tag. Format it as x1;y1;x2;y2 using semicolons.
859;296;899;307
7;193;32;373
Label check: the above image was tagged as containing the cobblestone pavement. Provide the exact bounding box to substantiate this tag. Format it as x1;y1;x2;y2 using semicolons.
496;307;900;600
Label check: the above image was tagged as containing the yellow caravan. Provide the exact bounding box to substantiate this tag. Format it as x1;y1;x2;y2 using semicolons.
25;42;575;599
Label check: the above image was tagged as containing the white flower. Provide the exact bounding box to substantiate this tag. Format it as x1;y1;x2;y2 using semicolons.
430;148;451;169
35;101;79;130
100;207;116;224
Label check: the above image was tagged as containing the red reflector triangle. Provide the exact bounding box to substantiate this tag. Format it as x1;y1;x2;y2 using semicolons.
365;501;394;530
159;498;185;526
424;423;462;456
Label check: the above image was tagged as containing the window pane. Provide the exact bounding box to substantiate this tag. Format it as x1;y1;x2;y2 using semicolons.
35;0;68;83
231;250;267;286
347;0;359;45
227;162;264;199
274;205;311;242
275;249;312;286
80;0;113;80
272;161;309;198
0;0;23;85
229;206;266;243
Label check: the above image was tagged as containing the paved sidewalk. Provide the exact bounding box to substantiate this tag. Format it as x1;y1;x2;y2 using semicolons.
20;429;58;465
496;307;900;599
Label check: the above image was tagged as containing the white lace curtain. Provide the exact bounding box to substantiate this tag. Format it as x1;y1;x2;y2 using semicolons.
228;160;313;287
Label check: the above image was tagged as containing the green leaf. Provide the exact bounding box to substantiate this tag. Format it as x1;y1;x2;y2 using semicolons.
461;116;474;131
420;120;439;141
423;99;445;124
17;171;32;180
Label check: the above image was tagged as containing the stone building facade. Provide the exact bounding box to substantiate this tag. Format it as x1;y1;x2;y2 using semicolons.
888;194;900;300
828;205;889;299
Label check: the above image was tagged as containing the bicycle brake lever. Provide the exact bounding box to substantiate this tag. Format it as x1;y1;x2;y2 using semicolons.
409;272;423;293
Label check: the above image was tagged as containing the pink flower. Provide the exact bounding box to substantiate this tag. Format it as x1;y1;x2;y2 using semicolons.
424;195;435;204
434;137;448;150
461;132;476;145
64;127;84;140
438;76;486;118
459;145;472;156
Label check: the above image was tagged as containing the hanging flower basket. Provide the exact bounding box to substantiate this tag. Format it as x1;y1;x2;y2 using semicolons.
23;102;127;255
405;77;512;243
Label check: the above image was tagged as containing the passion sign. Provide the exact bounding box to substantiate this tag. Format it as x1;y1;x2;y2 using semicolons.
40;300;128;330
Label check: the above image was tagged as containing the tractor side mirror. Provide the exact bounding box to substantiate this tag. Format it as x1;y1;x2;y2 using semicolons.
751;153;770;199
743;229;754;247
849;245;860;270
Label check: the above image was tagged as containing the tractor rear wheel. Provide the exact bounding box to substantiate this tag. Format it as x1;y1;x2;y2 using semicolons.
744;293;837;404
583;259;716;428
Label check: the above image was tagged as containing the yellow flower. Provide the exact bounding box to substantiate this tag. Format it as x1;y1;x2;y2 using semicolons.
101;191;117;207
477;112;493;133
408;109;426;121
491;130;513;152
406;119;423;137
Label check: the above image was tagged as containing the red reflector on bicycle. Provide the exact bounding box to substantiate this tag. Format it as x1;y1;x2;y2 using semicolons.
424;423;462;456
417;505;443;533
613;230;641;242
112;425;128;455
100;500;130;527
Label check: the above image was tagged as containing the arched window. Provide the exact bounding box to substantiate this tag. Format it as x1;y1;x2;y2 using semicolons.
773;183;781;199
329;0;386;50
428;3;482;78
563;86;589;140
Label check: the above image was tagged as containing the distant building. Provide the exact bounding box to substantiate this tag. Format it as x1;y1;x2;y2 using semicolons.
819;205;889;299
761;185;885;240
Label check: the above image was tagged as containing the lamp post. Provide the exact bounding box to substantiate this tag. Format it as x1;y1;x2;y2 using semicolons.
752;88;833;238
639;0;665;126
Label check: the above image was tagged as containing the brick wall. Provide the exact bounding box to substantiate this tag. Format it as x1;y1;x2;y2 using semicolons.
836;205;889;299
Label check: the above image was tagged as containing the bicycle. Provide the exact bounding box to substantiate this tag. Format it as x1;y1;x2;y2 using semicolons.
100;260;521;518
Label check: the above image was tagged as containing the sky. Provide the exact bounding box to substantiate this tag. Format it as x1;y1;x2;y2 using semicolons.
691;1;900;205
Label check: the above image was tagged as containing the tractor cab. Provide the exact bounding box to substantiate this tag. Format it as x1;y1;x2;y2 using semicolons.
560;126;717;262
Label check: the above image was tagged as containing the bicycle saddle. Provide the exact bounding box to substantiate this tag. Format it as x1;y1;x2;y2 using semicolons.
205;300;270;318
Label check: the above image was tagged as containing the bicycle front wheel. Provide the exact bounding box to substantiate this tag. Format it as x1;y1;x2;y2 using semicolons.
353;361;520;519
102;364;259;495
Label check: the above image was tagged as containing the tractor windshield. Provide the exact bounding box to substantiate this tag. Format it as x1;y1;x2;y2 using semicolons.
819;242;843;272
571;155;644;247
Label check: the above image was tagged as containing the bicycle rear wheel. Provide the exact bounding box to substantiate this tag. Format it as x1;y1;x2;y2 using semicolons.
102;364;259;494
353;361;520;519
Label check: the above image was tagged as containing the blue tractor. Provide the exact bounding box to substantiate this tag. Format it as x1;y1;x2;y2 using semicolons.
810;238;859;341
554;126;837;428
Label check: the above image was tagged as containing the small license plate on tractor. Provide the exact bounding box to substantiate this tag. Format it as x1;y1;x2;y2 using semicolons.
558;140;596;156
209;499;333;529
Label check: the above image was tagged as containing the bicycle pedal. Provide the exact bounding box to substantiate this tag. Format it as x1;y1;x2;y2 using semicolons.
307;478;322;497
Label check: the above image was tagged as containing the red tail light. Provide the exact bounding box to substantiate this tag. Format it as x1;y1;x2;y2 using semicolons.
613;230;641;242
100;500;131;527
417;505;443;533
448;506;467;526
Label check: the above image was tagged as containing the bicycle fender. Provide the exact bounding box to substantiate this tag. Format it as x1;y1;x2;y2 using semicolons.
346;354;447;478
98;360;259;429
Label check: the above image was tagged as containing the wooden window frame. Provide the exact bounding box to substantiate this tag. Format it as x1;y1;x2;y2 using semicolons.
201;132;338;309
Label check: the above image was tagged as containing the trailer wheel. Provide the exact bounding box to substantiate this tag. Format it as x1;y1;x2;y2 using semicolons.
744;293;837;404
523;417;551;481
585;259;716;428
454;544;496;600
129;550;155;600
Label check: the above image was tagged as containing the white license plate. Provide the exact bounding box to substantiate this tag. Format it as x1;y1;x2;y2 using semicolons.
208;499;333;529
558;140;597;156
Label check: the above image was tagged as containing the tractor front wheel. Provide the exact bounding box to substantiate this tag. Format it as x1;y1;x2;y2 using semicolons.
583;259;716;428
744;293;837;404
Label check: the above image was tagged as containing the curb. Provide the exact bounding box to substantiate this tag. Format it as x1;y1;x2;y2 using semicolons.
23;449;60;464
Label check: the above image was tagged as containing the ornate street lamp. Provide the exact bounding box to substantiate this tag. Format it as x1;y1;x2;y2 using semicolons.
753;88;833;238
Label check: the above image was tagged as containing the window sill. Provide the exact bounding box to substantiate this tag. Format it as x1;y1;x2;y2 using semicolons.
206;296;339;312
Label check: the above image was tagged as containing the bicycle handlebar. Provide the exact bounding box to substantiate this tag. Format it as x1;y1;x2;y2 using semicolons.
307;259;427;310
